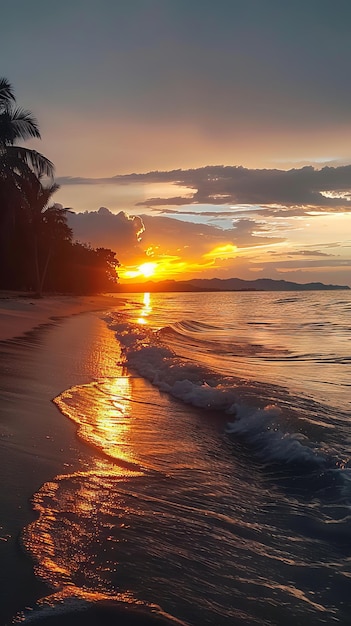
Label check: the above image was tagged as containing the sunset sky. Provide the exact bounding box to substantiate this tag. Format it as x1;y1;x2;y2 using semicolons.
2;0;351;285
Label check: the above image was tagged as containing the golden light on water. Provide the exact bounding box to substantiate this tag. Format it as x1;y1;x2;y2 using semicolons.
54;377;138;467
24;372;145;599
24;460;143;602
21;317;229;616
137;292;152;325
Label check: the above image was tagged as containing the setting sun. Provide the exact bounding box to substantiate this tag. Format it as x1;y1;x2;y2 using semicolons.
122;261;158;280
138;262;157;278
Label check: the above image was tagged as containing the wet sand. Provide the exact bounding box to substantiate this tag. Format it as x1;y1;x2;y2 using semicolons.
0;293;122;342
0;310;122;624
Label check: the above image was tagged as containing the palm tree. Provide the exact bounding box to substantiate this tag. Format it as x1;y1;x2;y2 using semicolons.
0;78;55;241
0;77;54;183
0;78;56;290
20;175;72;295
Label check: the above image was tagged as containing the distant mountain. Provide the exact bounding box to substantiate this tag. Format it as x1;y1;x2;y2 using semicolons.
117;277;350;292
189;277;350;291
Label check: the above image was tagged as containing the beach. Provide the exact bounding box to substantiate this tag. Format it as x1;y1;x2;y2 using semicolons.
0;295;121;623
0;293;122;342
1;291;350;625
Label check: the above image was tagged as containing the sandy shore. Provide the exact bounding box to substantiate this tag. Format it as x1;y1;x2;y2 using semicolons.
0;293;122;341
0;307;124;623
0;299;180;625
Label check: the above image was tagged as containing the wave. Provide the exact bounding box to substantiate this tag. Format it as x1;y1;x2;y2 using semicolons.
105;313;348;476
16;593;186;625
169;320;221;333
226;404;324;466
158;321;289;360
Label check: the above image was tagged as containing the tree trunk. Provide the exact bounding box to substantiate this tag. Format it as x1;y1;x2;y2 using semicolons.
38;248;52;296
33;234;42;297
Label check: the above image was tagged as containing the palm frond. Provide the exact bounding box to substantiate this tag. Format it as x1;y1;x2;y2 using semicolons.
0;149;34;182
0;107;41;144
0;78;15;110
38;183;60;208
45;203;69;220
6;146;55;178
0;111;17;146
43;204;73;241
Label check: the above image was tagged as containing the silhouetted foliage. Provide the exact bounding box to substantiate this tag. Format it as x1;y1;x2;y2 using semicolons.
45;242;119;294
0;78;54;231
0;78;120;294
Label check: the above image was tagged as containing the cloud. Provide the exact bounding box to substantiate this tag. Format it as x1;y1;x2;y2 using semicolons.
62;205;351;286
57;164;351;212
140;214;284;256
147;207;245;217
137;197;187;207
66;208;284;269
227;218;286;246
285;250;335;258
67;207;145;263
250;258;351;270
139;215;235;260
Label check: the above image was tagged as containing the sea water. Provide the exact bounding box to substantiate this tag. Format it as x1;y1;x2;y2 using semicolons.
15;291;351;624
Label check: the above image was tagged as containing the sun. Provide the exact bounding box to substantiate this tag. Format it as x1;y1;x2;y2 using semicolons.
137;262;157;278
120;261;158;281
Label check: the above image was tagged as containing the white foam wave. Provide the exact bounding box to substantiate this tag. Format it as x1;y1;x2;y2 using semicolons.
106;314;325;467
226;404;324;465
107;315;236;409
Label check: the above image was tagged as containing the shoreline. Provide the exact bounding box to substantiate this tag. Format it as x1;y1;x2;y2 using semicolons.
0;308;122;623
0;293;122;342
0;306;187;626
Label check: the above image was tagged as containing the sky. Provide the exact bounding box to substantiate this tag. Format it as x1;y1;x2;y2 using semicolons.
2;0;351;286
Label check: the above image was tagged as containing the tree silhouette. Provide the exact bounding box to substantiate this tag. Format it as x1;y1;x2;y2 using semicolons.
0;78;120;295
0;77;54;182
0;77;56;286
20;177;72;295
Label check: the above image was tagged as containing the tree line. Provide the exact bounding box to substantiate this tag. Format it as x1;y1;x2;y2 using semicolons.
0;78;119;296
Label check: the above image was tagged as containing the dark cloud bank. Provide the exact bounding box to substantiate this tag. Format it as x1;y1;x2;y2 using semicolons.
58;165;351;211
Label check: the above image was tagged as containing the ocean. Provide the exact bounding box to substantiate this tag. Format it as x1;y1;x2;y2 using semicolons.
5;291;351;625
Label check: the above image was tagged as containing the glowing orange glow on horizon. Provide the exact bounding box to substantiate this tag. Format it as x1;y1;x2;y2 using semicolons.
119;245;240;283
118;240;241;284
123;262;157;279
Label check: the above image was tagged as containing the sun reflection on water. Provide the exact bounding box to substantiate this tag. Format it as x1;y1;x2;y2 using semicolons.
23;462;143;608
18;315;185;622
137;292;152;325
54;377;140;467
23;373;145;606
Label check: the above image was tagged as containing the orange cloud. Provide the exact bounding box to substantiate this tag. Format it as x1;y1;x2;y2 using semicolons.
203;243;237;260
